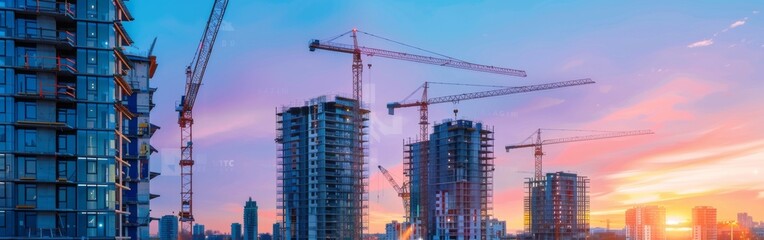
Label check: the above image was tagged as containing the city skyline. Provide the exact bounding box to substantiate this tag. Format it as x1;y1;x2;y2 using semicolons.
118;1;764;234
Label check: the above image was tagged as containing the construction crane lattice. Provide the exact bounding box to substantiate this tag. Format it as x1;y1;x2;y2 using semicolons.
176;0;229;238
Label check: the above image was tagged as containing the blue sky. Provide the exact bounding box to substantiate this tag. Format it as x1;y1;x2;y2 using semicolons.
124;1;763;234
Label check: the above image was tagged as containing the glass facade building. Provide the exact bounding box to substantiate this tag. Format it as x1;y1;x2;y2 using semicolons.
0;0;158;238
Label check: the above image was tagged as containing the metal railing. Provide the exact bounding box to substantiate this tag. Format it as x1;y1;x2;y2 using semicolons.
17;54;77;73
1;26;76;46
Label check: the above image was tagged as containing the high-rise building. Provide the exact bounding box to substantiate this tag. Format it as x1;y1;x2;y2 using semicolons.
525;172;590;240
232;222;242;240
276;95;369;239
192;223;205;240
244;197;258;240
272;222;281;240
405;119;495;239
692;206;717;240
0;0;156;238
123;44;160;240
625;205;666;240
159;215;179;240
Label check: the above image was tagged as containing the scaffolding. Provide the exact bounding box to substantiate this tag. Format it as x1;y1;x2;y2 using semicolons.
405;119;494;239
525;172;590;240
276;95;368;240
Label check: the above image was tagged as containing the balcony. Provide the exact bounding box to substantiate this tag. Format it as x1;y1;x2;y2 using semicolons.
12;55;77;74
5;0;76;21
1;27;76;48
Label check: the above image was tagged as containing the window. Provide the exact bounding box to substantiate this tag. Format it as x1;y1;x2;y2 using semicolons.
57;187;67;208
25;103;36;120
87;50;97;65
86;215;96;236
87;187;96;201
23;130;36;147
87;77;97;100
25;185;36;202
87;23;97;39
0;126;5;143
24;158;36;175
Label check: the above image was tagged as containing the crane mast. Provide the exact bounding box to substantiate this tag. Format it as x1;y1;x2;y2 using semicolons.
176;0;229;238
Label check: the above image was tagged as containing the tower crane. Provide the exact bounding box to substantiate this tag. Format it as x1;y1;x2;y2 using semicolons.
386;79;596;140
175;0;229;238
310;29;528;236
505;129;654;179
378;165;410;221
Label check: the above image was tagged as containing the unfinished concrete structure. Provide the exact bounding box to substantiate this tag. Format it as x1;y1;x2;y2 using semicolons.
276;95;368;239
525;172;590;240
404;119;494;239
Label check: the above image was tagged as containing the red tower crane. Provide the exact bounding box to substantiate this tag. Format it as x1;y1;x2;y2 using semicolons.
176;0;229;238
505;129;654;179
378;165;410;220
310;29;528;236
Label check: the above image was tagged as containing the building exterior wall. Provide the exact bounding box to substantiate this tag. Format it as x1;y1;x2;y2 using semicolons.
276;95;369;240
244;197;258;240
625;206;666;240
192;224;205;240
0;0;151;238
272;222;281;240
159;215;179;240
692;206;717;240
231;222;242;240
406;119;494;240
526;172;590;240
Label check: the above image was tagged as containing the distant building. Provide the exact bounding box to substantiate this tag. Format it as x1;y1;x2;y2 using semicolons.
406;119;495;239
273;222;282;240
192;224;205;240
231;222;242;240
259;233;273;240
487;218;507;239
385;221;403;240
159;215;179;240
244;197;258;240
276;95;368;239
692;206;717;240
625;206;665;240
738;212;754;230
526;172;590;240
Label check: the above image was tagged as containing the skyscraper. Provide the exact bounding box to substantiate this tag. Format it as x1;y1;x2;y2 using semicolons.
625;205;666;240
0;0;156;238
232;222;243;240
276;95;369;239
244;197;258;240
693;206;717;240
738;212;754;230
160;215;179;240
193;223;206;240
525;172;590;240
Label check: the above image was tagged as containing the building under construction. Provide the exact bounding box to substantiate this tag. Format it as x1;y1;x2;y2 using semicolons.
404;119;494;239
275;95;368;239
525;172;590;240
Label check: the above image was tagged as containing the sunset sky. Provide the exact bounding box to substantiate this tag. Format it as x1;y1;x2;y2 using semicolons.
123;1;764;235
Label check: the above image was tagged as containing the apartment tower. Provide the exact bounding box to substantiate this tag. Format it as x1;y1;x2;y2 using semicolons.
405;119;494;239
0;0;158;238
625;205;666;240
525;172;590;240
693;206;717;240
276;95;369;239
